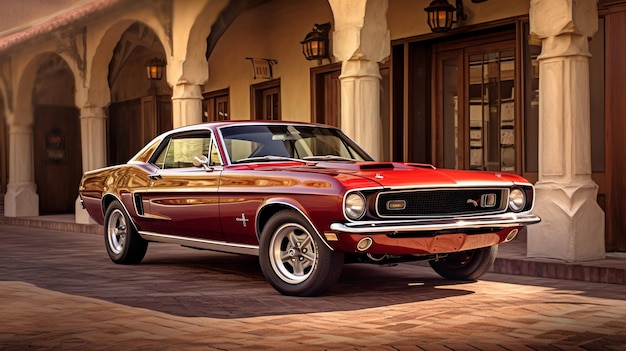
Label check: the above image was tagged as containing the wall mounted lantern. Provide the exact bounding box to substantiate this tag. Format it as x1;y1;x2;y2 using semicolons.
146;57;165;80
301;23;331;65
424;0;467;33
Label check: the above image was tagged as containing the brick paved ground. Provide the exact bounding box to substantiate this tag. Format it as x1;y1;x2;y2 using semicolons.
1;223;626;350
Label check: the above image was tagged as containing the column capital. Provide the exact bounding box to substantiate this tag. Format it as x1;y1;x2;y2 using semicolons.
339;59;381;79
329;0;390;63
172;81;203;100
79;105;107;120
166;58;208;88
8;123;32;134
530;0;598;39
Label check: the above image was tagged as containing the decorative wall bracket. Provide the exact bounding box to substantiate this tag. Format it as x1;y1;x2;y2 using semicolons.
55;27;87;86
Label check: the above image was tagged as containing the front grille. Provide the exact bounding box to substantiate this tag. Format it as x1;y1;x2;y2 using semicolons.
376;188;507;218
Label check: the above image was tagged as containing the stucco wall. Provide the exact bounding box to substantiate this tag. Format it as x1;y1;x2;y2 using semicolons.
388;0;530;40
204;0;530;122
203;0;333;122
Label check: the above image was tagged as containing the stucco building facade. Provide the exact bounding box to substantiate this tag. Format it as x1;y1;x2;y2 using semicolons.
0;0;623;261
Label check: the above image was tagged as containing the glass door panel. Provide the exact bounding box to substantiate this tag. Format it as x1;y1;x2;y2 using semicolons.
435;40;516;173
466;49;515;172
442;57;460;169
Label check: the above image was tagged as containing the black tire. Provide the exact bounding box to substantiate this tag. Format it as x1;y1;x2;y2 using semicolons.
104;200;148;264
259;210;344;296
429;245;498;281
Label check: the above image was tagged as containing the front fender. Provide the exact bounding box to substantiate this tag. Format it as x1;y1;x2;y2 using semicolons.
256;197;336;251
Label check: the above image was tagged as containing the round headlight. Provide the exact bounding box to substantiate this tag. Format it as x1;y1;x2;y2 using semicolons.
508;188;526;212
345;192;366;220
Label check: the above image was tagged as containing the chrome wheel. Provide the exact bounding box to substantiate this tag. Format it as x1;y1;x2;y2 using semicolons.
269;223;317;284
259;210;344;296
106;208;127;255
103;200;148;264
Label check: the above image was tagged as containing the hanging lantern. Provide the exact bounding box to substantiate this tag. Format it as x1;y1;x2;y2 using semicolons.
301;23;331;65
424;0;466;33
146;57;166;80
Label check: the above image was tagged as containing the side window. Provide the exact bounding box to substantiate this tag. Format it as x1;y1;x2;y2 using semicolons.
151;132;216;169
209;138;222;166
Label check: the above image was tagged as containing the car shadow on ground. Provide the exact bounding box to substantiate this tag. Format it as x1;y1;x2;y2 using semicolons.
86;248;478;318
0;226;480;319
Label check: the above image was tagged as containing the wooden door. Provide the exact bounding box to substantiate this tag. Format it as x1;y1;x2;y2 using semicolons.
0;97;7;195
311;62;341;127
108;96;172;165
605;7;626;250
34;105;82;214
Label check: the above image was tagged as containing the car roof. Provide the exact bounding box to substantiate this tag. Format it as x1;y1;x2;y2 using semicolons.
189;120;328;129
129;120;338;162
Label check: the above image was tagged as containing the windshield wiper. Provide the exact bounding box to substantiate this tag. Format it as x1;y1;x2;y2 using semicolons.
303;155;356;162
234;156;310;164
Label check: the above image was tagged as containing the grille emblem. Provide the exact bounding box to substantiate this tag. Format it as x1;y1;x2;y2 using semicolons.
466;194;497;208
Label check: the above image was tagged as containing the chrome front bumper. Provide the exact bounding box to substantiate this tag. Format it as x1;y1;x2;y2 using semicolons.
329;213;541;234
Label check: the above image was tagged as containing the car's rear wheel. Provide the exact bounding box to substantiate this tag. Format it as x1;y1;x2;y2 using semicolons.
429;245;498;280
259;210;344;296
104;200;148;264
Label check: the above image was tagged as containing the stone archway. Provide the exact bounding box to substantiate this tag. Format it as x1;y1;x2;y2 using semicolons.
32;54;81;214
107;22;171;165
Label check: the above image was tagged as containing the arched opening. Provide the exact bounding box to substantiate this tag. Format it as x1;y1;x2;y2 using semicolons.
107;22;171;165
32;54;81;214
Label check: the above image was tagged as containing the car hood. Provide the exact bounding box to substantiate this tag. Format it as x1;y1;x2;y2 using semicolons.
256;161;529;189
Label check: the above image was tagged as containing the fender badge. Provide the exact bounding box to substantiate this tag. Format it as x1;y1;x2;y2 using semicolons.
236;213;249;227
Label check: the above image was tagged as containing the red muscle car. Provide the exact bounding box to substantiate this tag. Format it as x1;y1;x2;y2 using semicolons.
79;121;540;296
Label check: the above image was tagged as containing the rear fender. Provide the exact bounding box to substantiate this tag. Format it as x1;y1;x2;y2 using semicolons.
101;194;141;234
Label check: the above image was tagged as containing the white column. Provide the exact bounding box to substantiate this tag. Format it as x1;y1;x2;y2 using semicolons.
527;0;605;261
339;60;382;160
79;106;107;171
75;106;107;224
171;82;203;128
329;0;390;160
4;123;38;217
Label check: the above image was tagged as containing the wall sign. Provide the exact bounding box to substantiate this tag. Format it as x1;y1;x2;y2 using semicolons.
46;128;66;163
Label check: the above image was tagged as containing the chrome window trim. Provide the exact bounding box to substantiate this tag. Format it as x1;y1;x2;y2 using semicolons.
147;129;223;169
215;122;372;166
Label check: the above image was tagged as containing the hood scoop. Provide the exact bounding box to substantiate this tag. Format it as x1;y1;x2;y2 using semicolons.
359;163;395;170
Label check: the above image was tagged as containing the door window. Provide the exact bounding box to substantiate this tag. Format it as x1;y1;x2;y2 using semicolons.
251;79;281;120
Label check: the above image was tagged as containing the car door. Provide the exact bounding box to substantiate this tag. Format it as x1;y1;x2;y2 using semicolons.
132;131;224;241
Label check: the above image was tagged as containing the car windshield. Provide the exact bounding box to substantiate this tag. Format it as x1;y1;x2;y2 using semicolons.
219;124;374;164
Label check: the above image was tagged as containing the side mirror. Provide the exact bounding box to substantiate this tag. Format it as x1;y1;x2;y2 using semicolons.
193;155;211;171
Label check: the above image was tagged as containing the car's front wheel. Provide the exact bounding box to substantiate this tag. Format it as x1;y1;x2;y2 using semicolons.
259;210;344;296
104;200;148;264
429;245;498;280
